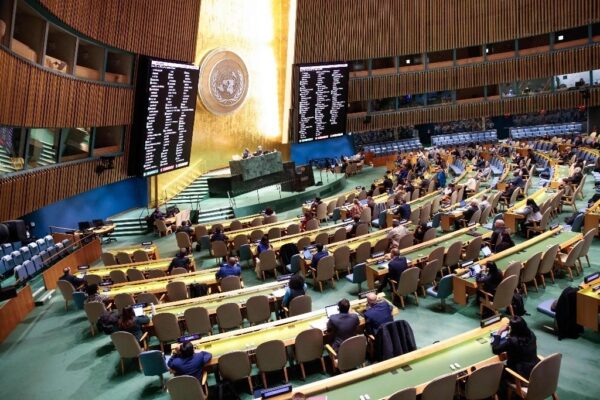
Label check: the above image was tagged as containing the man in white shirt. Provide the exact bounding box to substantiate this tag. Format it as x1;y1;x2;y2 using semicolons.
387;219;409;247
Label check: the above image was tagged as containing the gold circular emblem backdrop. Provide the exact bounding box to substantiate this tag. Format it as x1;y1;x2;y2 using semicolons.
198;49;249;115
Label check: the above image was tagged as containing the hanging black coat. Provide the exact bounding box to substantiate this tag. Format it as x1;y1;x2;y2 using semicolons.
554;286;583;340
373;320;417;361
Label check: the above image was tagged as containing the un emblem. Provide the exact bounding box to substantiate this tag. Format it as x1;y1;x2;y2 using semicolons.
198;49;249;115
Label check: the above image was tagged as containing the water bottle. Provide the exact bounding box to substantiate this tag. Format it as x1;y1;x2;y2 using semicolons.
151;303;156;316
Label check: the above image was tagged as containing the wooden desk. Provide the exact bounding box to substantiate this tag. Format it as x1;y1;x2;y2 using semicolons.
104;244;160;261
250;221;353;255
503;188;557;232
268;318;508;400
301;188;364;214
0;285;34;343
42;238;102;290
386;191;441;228
101;269;219;299
366;225;492;290
452;228;581;305
143;281;287;331
583;198;600;235
440;189;496;232
207;214;263;232
577;277;600;332
226;217;301;242
190;294;398;366
85;256;196;278
299;227;396;276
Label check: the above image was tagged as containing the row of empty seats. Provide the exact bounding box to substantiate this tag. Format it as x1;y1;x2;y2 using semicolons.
510;122;583;140
362;138;423;156
431;130;498;147
489;157;505;175
0;235;72;278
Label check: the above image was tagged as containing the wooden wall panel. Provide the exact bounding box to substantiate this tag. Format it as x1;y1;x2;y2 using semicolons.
38;0;201;62
0;125;131;221
0;49;133;127
348;44;600;101
294;0;600;63
346;88;599;133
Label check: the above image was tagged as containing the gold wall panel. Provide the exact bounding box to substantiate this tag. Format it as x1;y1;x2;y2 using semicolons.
155;0;291;202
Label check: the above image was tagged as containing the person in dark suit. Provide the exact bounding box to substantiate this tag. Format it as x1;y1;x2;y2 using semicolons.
168;249;191;273
476;262;504;300
395;198;411;221
215;256;242;279
210;228;228;242
168;341;212;381
59;267;85;288
510;172;525;188
117;306;150;341
327;298;359;350
377;249;409;293
382;174;394;191
348;215;364;237
488;219;514;253
491;316;539;379
455;201;479;230
363;292;393;334
311;243;329;269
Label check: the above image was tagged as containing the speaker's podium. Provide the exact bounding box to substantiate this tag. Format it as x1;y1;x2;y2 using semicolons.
207;151;314;197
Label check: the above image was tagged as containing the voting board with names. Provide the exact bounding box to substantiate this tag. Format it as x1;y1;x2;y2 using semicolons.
298;63;349;143
143;60;199;177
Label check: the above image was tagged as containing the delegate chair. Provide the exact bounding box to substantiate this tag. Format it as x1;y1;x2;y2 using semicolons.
127;268;146;282
153;313;181;352
218;351;254;394
503;262;522;279
537;244;559;287
346;263;366;292
326;335;367;373
211;239;229;261
506;353;562;400
216;303;243;332
427;274;454;310
166;375;206;400
132;249;150;262
238;244;253;267
116;252;133;264
170;267;188;275
35;238;47;252
146;269;166;279
84;301;107;336
443;241;463;274
246;295;271;325
256;340;289;388
184;307;213;336
286;224;301;235
555;240;583;280
156;220;172;236
314;232;329;246
294;328;326;380
23;260;36;277
27;242;39;256
355;241;371;264
390;267;420;309
229;220;243;231
101;252;118;266
84;274;102;286
308;255;335;292
257;249;278;280
176;232;193;253
418;260;440;297
421;372;457;400
462;361;504;400
388;388;417;400
355;223;369;237
114;293;135;311
250;229;264;242
220;275;242;292
480;275;518;317
139;350;169;390
167;281;188;301
109;270;128;284
520;252;542;296
332;227;347;243
31;255;44;272
137;292;160;305
284;295;312;317
333;245;351;279
56;280;76;310
578;228;596;268
110;331;147;375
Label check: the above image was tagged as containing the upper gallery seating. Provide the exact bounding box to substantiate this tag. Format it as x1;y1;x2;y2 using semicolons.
431;130;498;147
510;122;583;140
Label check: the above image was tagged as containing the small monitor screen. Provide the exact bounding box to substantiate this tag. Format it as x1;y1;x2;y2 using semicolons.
132;303;146;317
481;246;492;257
325;304;339;318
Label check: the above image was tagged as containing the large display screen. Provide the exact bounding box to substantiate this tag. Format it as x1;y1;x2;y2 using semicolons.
297;62;349;143
129;57;199;177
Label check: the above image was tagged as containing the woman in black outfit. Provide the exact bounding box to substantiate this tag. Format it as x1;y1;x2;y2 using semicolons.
491;316;539;379
117;306;150;341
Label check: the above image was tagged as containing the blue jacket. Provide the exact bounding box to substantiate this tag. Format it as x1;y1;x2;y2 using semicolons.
388;256;409;282
436;171;447;188
168;351;212;380
364;301;394;334
216;263;241;279
257;242;271;254
312;250;329;269
397;204;411;220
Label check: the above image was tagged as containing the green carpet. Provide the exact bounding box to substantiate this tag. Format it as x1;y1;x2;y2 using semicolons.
0;166;599;400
